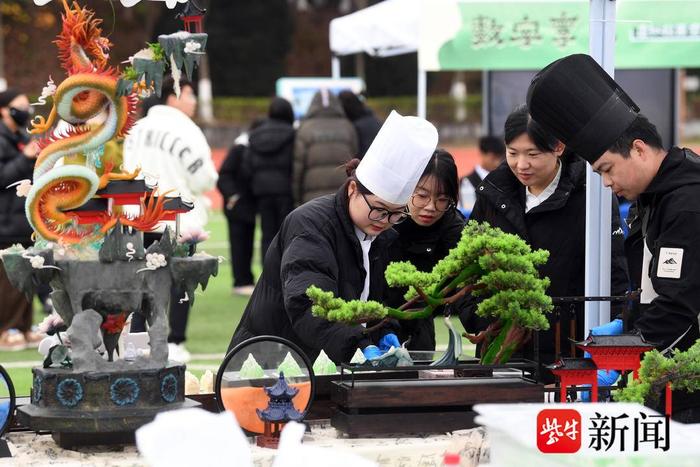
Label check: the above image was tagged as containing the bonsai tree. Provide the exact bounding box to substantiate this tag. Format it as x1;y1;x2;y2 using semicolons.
615;340;700;405
307;221;553;364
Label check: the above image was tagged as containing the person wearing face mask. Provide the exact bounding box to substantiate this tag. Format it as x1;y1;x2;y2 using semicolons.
228;111;438;363
460;104;629;381
0;88;42;351
385;149;465;350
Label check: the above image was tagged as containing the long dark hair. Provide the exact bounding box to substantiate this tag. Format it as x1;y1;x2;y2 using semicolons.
417;149;459;203
338;90;366;121
504;104;559;152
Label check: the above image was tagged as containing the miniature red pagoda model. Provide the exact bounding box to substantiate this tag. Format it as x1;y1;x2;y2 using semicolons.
177;0;206;33
64;180;192;232
255;372;304;448
95;180;152;206
547;358;599;403
574;332;656;379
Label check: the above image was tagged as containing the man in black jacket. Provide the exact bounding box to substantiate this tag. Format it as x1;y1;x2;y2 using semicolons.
590;118;700;355
528;54;700;421
458;135;505;214
0;89;40;350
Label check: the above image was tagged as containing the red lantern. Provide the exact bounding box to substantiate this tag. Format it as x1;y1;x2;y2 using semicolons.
177;0;206;34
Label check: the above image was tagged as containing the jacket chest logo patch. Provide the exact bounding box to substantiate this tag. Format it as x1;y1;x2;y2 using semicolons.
657;247;683;279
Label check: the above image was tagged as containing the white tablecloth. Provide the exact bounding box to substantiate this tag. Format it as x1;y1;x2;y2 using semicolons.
1;423;490;466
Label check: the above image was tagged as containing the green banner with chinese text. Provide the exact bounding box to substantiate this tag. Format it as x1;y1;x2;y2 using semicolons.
420;0;700;71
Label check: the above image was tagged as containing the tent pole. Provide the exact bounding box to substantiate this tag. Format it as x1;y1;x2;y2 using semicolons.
418;68;427;119
674;68;682;146
332;56;341;79
482;70;490;135
585;0;616;332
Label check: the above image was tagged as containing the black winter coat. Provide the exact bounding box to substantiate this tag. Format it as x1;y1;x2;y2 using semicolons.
631;147;700;415
217;142;256;224
624;202;643;327
229;186;397;363
293;93;358;205
0;122;34;247
247;118;294;197
634;147;700;353
352;111;382;158
386;210;466;350
462;156;629;369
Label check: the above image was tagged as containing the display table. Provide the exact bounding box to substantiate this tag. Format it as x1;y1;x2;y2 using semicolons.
1;422;490;466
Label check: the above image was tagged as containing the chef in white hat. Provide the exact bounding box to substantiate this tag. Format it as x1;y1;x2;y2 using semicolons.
228;110;438;364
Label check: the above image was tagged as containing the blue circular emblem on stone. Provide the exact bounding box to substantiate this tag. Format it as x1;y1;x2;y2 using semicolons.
160;374;178;403
110;377;140;406
56;378;84;407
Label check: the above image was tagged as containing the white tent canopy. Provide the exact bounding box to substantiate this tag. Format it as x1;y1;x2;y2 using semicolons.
329;0;419;58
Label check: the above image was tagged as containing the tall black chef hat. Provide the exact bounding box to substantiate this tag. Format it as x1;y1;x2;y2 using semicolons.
526;54;640;164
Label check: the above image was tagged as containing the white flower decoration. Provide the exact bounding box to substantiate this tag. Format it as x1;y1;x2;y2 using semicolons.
6;179;32;198
137;253;168;273
30;255;45;269
31;76;57;106
183;41;202;54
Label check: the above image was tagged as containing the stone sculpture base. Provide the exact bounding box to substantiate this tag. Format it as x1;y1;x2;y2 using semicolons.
18;364;199;449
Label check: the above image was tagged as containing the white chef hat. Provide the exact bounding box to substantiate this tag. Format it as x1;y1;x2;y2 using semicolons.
355;110;439;205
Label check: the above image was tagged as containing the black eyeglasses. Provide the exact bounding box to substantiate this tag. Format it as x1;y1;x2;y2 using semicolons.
411;192;454;212
359;192;409;224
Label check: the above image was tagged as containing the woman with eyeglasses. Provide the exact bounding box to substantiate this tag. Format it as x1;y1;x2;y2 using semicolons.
228;111;438;364
459;105;629;380
385;149;465;351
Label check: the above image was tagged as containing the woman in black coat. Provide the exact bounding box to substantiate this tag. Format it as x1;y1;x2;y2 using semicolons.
246;98;295;258
461;105;629;378
386;149;465;350
228;160;410;363
217;120;262;295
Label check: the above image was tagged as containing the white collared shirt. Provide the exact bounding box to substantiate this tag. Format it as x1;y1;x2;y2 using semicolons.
474;164;490;181
354;226;375;301
525;162;562;212
459;164;491;211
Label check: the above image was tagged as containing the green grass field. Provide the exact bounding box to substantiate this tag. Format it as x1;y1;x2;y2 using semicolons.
1;211;470;396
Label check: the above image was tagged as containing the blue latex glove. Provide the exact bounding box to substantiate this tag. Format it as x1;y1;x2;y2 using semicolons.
578;320;623;401
362;345;382;360
580;369;621;401
378;333;401;352
591;318;623;336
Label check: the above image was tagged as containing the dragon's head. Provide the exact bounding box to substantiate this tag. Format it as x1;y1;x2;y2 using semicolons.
55;0;112;74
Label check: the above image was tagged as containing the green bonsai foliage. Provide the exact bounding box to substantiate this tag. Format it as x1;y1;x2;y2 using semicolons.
307;221;553;364
147;42;166;62
614;340;700;405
